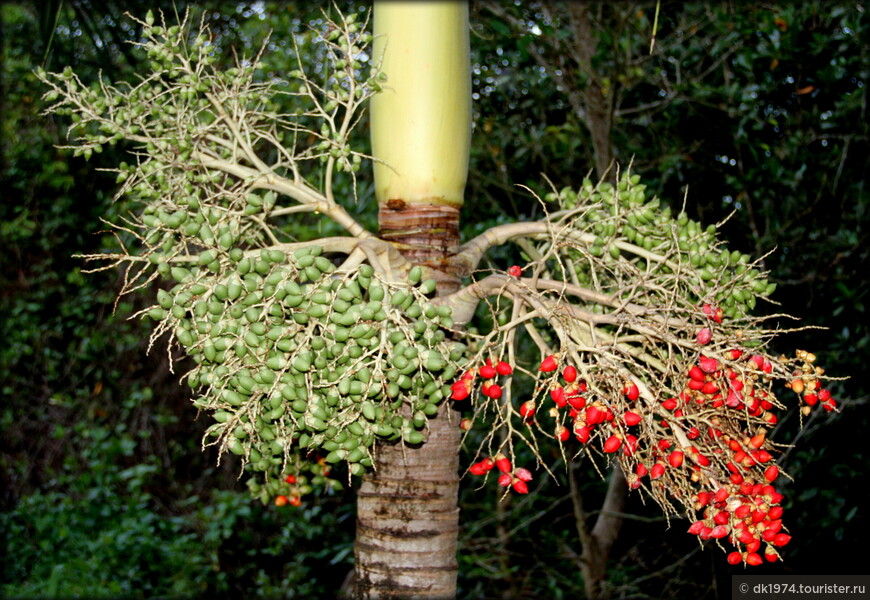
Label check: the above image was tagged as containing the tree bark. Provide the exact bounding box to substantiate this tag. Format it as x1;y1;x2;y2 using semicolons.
352;3;471;598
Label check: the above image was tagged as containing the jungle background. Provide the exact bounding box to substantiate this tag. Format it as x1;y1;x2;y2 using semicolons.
1;1;867;598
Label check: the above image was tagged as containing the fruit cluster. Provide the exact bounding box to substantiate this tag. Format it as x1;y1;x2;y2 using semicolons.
147;241;467;505
454;299;838;564
550;172;775;322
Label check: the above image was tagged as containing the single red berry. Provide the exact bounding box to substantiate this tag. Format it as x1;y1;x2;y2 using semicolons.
574;425;591;444
696;327;713;345
668;450;684;468
745;552;763;566
623;382;640;401
699;355;719;374
764;465;779;482
727;552;743;565
275;495;289;507
460;418;473;431
514;467;533;482
555;425;570;441
773;533;791;547
688;520;706;535
650;463;666;479
498;472;512;487
603;435;622;453
284;475;297;484
623;411;641;426
562;365;578;383
539;355;558;372
496;361;513;376
495;454;512;474
519;400;536;419
511;479;529;494
711;525;730;539
508;265;522;278
289;495;302;507
764;549;779;562
479;363;497;379
469;462;489;476
483;383;503;399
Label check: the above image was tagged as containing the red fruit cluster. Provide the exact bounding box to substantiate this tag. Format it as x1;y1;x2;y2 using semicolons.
450;358;514;402
453;304;836;566
468;453;532;494
689;476;790;566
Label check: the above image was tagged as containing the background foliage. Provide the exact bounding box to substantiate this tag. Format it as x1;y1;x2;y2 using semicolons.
1;1;867;598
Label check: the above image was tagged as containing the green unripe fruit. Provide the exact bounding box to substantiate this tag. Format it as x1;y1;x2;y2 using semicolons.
408;266;423;284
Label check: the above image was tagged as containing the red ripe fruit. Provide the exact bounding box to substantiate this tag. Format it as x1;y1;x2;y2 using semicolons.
539;355;558;372
284;474;297;484
635;463;648;477
469;462;490;476
701;381;719;395
727;552;743;565
713;510;730;525
753;450;773;463
550;387;567;408
495;454;512;474
687;427;701;440
603;435;622;453
650;463;666;479
514;467;533;482
662;398;678;410
624;411;642;426
764;465;779;482
688;365;706;381
562;365;578;383
745;553;764;566
711;525;730;539
764;549;780;562
696;491;711;506
767;506;783;520
586;405;604;425
735;504;752;519
512;479;529;494
498;472;512;487
574;425;591;443
697;327;713;345
275;495;289;507
496;361;513;376
749;433;765;449
519;400;536;419
555;425;570;441
688;520;706;535
483;383;503;399
623;382;640;401
567;395;586;410
714;487;729;504
668;450;684;468
773;533;792;547
289;495;302;507
460;418;473;431
699;355;719;374
479;363;497;379
451;383;470;401
508;265;523;278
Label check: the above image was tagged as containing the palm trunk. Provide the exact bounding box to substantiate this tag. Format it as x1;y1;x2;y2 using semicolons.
352;3;471;599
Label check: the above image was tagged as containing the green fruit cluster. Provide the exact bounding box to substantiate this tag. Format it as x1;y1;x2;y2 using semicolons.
548;172;775;319
148;241;467;502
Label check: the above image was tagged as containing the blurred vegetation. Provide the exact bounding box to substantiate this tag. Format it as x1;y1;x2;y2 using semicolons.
1;1;867;599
